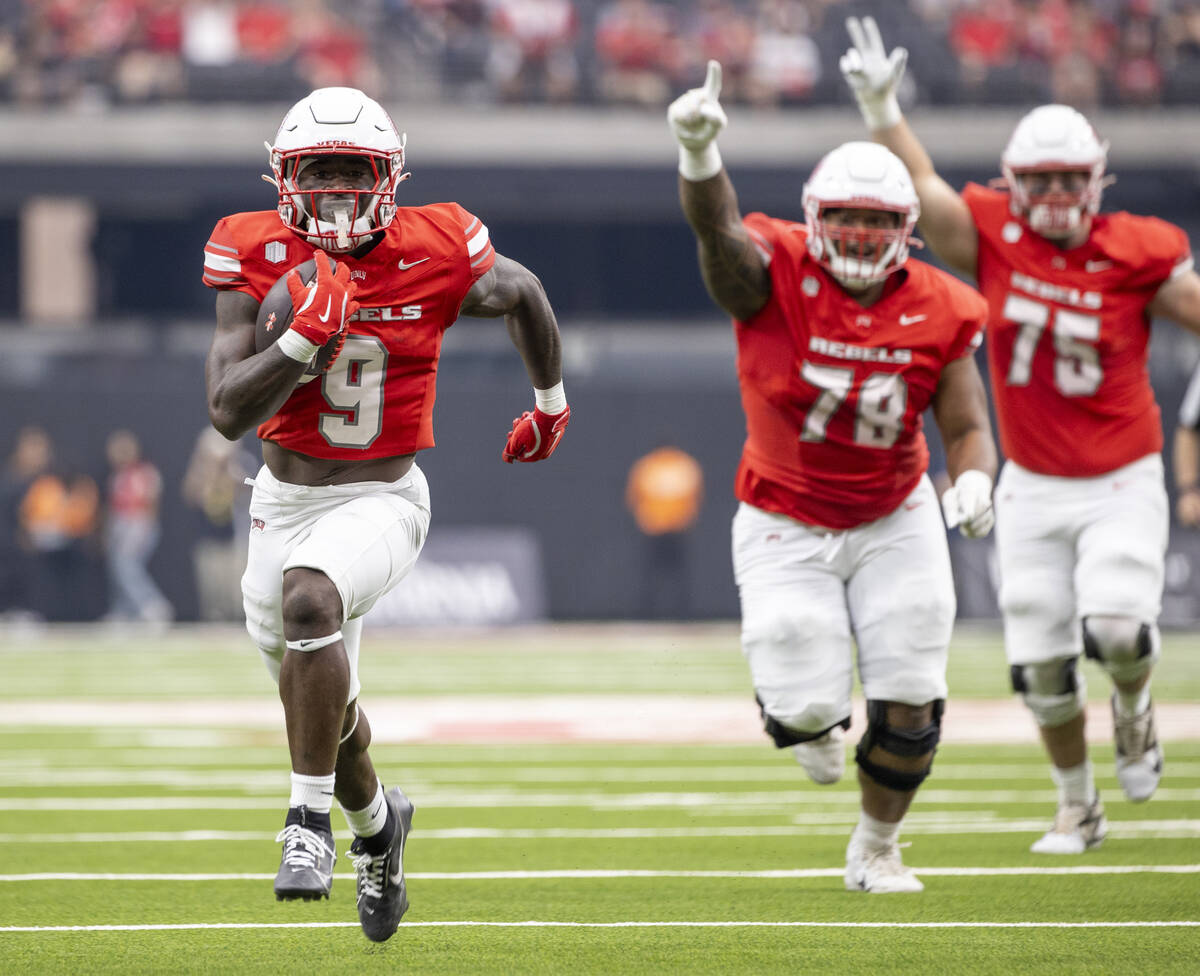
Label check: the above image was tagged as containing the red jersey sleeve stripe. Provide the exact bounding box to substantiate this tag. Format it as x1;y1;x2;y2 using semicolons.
470;244;495;269
1169;254;1195;281
204;251;241;273
466;223;490;258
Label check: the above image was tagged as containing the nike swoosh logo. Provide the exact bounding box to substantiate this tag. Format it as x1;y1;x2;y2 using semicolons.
397;257;429;271
294;638;322;649
1085;260;1113;272
317;297;332;323
904;501;923;510
899;313;927;326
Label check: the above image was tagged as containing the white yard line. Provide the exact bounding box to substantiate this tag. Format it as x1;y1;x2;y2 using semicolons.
2;697;1197;744
3;865;1199;883
3;789;1200;811
2;920;1197;933
2;821;1200;845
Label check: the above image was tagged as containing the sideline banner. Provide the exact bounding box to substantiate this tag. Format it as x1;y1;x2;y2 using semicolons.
368;526;547;626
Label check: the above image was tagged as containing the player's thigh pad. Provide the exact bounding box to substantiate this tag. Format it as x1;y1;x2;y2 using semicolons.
732;502;855;734
283;471;431;621
996;456;1167;666
994;462;1086;664
241;464;430;691
1075;454;1168;622
847;476;954;705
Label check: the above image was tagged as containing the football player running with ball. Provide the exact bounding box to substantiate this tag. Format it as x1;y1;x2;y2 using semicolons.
202;87;569;940
669;62;998;893
841;16;1200;854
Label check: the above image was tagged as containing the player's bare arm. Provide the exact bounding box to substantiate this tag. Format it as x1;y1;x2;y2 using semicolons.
932;351;998;538
206;289;310;440
668;60;768;322
840;16;978;277
460;252;570;463
679;171;770;322
460;253;563;387
1148;265;1200;336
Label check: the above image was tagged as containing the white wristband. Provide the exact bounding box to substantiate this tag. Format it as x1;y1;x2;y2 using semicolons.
275;328;319;364
678;143;722;182
534;381;567;415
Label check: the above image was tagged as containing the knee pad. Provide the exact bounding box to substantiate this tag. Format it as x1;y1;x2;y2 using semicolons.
1010;656;1086;727
756;695;850;748
1082;615;1158;683
854;699;943;792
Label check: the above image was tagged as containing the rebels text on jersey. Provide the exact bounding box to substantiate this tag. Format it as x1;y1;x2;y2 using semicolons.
202;204;495;459
963;183;1192;477
735;214;987;530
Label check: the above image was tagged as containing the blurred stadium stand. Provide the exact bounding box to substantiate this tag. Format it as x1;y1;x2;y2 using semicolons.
5;1;1200;111
3;0;1200;623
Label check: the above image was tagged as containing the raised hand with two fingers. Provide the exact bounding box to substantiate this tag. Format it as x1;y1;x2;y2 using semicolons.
840;16;908;131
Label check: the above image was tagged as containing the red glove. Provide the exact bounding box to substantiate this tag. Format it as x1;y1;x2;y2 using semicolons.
502;405;570;463
286;257;359;348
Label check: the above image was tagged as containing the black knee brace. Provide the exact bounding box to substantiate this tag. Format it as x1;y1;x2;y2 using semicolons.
756;694;850;749
854;699;944;792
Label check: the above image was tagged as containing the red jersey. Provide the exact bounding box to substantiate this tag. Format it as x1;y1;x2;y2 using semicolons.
963;183;1191;476
736;214;987;529
203;204;496;460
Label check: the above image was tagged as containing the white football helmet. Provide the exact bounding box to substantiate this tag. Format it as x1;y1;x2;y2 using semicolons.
802;141;920;290
1001;104;1108;238
267;87;407;252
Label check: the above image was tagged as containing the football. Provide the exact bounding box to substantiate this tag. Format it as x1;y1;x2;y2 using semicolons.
254;254;341;376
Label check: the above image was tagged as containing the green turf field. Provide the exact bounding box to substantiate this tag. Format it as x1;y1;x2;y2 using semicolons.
1;623;1197;974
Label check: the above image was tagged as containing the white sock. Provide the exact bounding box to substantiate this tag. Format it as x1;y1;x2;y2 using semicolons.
1115;684;1151;718
853;809;901;851
289;772;335;814
342;781;388;838
1050;760;1096;808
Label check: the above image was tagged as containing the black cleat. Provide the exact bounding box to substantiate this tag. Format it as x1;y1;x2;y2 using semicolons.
348;786;414;941
273;806;336;901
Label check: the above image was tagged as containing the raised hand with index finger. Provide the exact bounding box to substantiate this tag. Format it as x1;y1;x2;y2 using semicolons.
667;59;728;182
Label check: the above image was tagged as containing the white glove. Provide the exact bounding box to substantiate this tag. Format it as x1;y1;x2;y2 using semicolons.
667;59;727;182
840;16;908;131
941;469;995;539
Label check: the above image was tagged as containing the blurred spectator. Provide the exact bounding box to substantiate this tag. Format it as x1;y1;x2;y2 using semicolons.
104;428;172;624
1113;12;1164;105
17;431;100;622
594;0;680;105
181;427;255;621
0;0;1195;108
487;0;579;102
679;0;756;102
625;445;704;619
293;0;378;93
1165;0;1200;103
743;0;821;106
1;426;52;617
